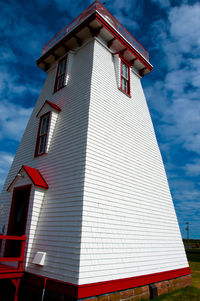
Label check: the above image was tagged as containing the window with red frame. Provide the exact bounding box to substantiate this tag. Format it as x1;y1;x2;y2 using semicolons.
54;56;67;92
120;60;130;95
35;112;50;156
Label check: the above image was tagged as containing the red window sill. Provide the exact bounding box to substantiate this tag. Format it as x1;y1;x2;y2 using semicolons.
119;87;131;98
34;152;48;158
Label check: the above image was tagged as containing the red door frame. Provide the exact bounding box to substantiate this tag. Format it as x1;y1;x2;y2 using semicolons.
5;185;31;256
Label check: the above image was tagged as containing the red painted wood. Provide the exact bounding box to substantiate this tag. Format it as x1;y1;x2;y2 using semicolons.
0;236;26;301
22;165;48;188
37;4;152;73
41;1;149;62
7;166;48;191
36;100;61;117
0;257;24;262
14;278;21;301
0;235;26;241
95;13;152;71
77;267;191;298
5;186;30;257
18;236;26;270
0;235;26;273
0;272;24;279
24;267;191;299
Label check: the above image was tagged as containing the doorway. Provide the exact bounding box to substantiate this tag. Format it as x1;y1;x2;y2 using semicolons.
5;185;31;257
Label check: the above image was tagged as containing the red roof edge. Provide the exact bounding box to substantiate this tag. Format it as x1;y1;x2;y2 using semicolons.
36;100;61;117
7;165;48;191
23;165;48;189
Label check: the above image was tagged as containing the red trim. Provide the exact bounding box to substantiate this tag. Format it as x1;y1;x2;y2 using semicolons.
120;55;133;67
37;13;152;74
22;166;48;189
34;111;51;157
7;167;48;191
0;271;24;279
25;267;190;299
36;100;61;117
5;185;31;257
40;1;149;61
78;267;191;298
0;235;26;241
41;1;97;54
95;13;152;71
0;235;26;271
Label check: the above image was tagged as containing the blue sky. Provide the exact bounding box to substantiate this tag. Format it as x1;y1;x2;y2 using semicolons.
0;0;199;239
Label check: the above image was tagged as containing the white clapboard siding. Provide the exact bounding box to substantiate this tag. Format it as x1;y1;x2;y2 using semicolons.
0;40;94;284
78;39;188;284
0;36;189;287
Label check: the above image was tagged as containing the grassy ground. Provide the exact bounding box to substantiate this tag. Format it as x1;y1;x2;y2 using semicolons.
154;249;200;300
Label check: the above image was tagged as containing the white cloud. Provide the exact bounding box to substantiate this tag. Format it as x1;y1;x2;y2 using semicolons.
0;67;41;98
107;0;143;31
0;1;53;59
169;4;200;53
147;2;200;155
0;100;33;141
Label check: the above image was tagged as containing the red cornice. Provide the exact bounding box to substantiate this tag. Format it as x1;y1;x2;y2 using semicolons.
37;12;152;73
95;13;152;71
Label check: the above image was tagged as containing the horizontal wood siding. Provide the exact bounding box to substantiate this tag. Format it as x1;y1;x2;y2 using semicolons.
0;37;189;287
0;41;94;284
78;39;189;284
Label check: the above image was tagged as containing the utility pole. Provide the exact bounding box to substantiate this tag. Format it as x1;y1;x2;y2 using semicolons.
185;222;189;243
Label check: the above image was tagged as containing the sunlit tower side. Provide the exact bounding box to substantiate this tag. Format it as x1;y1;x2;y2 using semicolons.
0;1;191;300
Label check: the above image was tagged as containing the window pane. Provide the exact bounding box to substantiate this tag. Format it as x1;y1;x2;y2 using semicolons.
38;135;47;154
121;62;128;79
122;78;128;92
58;60;66;75
57;75;65;90
54;57;67;92
40;115;49;135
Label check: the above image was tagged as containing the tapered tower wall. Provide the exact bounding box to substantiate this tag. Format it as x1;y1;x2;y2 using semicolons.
0;41;95;284
79;39;189;285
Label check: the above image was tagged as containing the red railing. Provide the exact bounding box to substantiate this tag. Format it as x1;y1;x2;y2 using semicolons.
0;235;26;270
41;0;149;61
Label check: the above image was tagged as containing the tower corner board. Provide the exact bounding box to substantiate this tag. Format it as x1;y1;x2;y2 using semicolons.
0;1;191;301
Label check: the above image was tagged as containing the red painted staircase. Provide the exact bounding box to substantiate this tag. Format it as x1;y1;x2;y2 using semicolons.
0;235;26;301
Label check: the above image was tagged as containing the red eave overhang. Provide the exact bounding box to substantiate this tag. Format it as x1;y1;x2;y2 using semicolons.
95;13;152;72
7;165;48;191
36;100;61;117
36;13;96;66
37;12;152;73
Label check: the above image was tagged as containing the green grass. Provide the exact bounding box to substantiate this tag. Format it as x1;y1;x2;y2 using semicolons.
154;250;200;300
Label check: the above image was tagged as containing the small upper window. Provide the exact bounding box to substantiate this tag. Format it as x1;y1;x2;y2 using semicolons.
54;56;67;92
120;59;130;96
35;112;50;156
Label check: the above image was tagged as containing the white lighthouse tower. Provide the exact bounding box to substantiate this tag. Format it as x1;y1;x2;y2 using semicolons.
0;1;191;300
